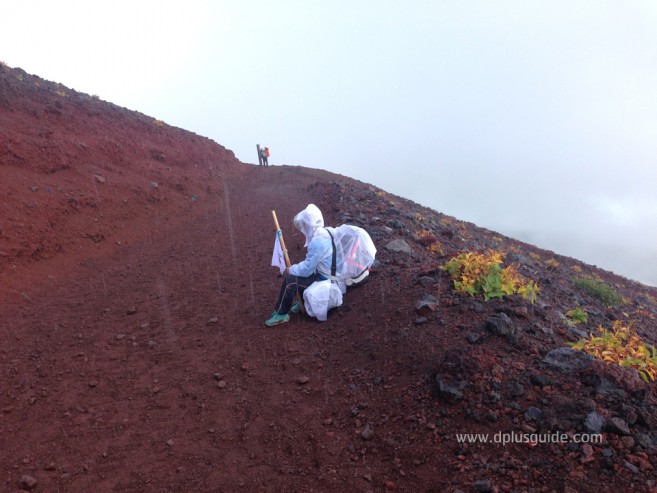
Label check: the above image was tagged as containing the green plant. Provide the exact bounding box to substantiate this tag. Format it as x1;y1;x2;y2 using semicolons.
565;307;588;325
569;321;657;382
574;276;623;307
442;250;539;303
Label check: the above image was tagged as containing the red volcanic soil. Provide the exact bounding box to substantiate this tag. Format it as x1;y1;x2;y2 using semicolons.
2;64;657;493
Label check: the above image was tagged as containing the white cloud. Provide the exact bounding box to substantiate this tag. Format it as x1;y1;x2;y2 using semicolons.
2;0;657;285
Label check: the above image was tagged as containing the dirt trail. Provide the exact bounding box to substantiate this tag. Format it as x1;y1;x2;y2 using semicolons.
1;166;422;492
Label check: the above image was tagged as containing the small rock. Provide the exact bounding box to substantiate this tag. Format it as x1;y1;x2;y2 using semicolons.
415;294;439;316
93;174;106;184
543;347;593;372
44;462;56;471
568;326;588;340
607;417;631;436
553;395;596;414
385;239;412;254
508;381;525;398
386;219;406;230
166;439;175;447
623;460;639;474
620;436;635;449
584;412;605;434
126;307;137;315
207;317;219;325
485;312;516;338
597;379;628;401
529;373;549;388
414;317;428;326
217;380;227;389
633;455;654;471
361;424;375;440
19;475;38;490
417;276;436;287
581;443;594;456
435;377;464;401
466;331;485;344
634;432;654;449
297;376;310;385
511;306;528;318
150;181;159;189
472;479;493;492
524;407;543;422
88;381;98;388
590;360;646;396
471;302;485;313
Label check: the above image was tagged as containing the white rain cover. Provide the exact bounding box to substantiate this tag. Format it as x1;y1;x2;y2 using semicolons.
293;204;324;247
332;225;377;279
303;280;343;321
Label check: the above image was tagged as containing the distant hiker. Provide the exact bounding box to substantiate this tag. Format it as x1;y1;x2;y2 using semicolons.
263;146;270;166
265;204;333;327
257;144;263;166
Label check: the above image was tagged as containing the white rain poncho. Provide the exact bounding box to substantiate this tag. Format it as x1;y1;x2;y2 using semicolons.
293;204;324;247
303;279;343;321
325;224;377;286
289;204;333;278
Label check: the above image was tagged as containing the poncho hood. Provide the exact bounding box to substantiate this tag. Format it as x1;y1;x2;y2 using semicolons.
293;204;324;247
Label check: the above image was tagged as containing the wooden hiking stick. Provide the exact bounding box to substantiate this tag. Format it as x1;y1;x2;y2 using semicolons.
271;210;291;267
271;210;305;314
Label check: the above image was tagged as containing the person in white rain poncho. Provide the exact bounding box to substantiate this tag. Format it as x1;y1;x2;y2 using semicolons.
265;204;334;327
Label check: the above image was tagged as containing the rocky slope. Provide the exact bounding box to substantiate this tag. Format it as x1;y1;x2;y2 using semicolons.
1;64;657;493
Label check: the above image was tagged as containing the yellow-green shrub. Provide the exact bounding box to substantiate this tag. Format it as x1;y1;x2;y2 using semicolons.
442;250;539;303
569;321;657;382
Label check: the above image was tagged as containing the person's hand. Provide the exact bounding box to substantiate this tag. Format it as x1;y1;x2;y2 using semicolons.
283;266;290;277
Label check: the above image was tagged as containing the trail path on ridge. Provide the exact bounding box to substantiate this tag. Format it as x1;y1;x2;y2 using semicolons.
1;166;431;493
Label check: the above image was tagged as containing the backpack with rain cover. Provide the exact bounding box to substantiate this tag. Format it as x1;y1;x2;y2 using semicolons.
324;225;377;287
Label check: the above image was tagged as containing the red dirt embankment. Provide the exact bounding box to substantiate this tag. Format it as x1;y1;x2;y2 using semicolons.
0;64;243;299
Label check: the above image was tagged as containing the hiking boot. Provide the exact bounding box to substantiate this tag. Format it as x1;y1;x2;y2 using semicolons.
265;311;290;327
290;301;301;314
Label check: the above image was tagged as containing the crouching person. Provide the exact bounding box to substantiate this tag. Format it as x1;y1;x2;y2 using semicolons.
265;204;333;327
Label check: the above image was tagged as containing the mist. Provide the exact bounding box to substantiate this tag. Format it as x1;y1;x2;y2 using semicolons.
2;0;656;286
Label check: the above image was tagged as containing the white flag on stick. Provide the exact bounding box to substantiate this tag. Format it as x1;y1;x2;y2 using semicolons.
272;235;287;275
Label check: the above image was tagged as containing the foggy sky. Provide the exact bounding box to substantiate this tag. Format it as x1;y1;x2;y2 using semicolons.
2;0;656;286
